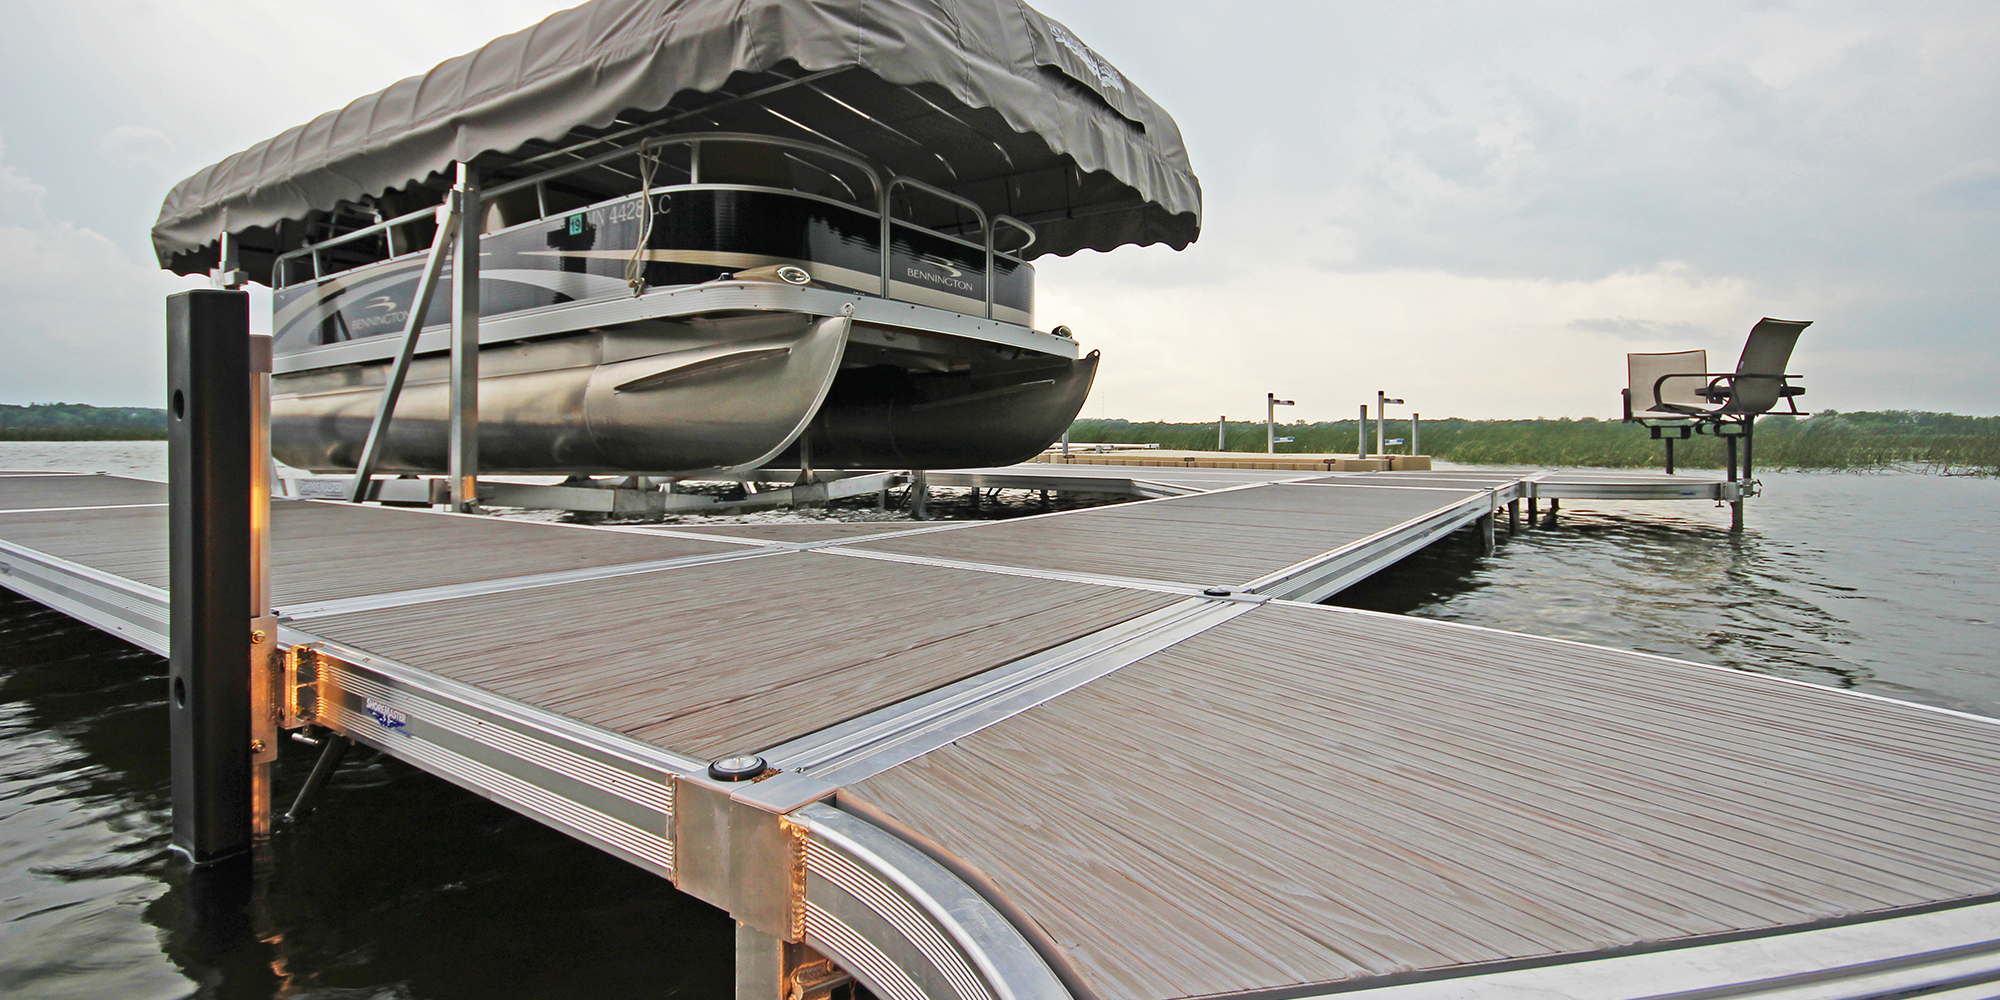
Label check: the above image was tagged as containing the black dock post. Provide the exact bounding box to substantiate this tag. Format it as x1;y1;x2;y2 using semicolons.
167;289;273;865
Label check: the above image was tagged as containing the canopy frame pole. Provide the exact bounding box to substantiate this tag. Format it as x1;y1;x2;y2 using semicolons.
346;196;461;503
449;163;481;512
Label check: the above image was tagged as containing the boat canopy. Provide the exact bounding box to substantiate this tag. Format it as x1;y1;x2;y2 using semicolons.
152;0;1201;283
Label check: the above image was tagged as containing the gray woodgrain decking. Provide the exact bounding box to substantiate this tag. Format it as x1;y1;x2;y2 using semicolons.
301;552;1177;758
0;473;168;510
843;601;2000;1000
850;484;1485;587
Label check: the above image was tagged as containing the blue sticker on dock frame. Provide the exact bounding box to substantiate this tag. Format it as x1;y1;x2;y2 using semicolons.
365;697;407;731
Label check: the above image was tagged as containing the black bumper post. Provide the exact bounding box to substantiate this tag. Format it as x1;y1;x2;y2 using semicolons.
167;288;256;865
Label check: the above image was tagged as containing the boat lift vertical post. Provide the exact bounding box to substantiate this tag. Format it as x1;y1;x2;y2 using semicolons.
1411;413;1420;457
449;163;482;511
1358;405;1368;458
1376;392;1404;465
1218;416;1226;451
167;286;275;864
1266;394;1294;453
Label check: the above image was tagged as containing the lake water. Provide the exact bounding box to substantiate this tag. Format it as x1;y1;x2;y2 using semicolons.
2;441;1996;998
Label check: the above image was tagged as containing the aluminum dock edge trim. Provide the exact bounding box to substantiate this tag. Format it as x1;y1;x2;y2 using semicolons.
298;636;702;881
0;536;170;656
794;802;1074;1000
1244;489;1505;602
1318;898;2000;1000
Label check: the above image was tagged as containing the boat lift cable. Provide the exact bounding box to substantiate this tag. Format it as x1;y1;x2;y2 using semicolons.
627;151;660;297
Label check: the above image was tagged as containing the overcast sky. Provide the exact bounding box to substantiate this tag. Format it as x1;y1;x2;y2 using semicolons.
1;1;1994;421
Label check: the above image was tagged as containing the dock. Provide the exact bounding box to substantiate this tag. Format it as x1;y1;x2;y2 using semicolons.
4;465;1999;999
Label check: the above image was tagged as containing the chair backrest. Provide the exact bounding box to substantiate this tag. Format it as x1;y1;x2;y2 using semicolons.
1628;350;1707;414
1722;318;1811;414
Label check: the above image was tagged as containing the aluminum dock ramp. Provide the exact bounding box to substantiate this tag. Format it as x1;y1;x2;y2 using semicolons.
3;469;1997;999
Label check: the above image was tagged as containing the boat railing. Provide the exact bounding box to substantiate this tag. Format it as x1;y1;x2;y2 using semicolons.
273;131;1036;322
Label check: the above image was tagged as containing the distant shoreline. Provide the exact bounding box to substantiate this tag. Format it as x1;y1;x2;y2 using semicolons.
1070;411;2000;475
6;405;1994;475
1;403;165;441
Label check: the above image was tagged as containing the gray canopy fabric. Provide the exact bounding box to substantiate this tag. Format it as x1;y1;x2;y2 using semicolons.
153;0;1201;280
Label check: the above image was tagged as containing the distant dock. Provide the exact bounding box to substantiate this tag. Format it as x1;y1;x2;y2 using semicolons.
2;465;1997;999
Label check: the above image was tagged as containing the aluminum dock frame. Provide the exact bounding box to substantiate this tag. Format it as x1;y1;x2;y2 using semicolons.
4;376;1998;1000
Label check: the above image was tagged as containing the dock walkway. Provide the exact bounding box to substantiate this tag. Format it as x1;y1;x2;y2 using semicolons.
3;466;1997;999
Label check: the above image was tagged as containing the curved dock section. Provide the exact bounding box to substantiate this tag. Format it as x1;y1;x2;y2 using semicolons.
3;468;1997;999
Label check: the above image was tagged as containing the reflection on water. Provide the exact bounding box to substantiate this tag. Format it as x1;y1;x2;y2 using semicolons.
1;461;1996;997
1333;471;2000;718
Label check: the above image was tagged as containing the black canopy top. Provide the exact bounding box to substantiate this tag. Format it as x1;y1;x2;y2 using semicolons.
153;0;1201;282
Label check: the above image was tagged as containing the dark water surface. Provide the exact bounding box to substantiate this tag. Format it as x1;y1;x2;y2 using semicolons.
2;468;1996;998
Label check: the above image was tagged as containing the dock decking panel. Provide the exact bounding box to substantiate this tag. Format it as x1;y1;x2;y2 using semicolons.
0;506;172;590
851;485;1483;588
0;474;168;510
265;502;743;606
302;552;1177;759
0;493;748;608
847;602;2000;1000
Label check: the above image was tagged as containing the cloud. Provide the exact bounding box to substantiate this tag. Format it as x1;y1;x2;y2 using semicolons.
97;126;176;172
0;129;195;406
1039;260;1763;421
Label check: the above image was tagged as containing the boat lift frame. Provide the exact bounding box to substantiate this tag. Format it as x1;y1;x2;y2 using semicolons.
270;128;1042;509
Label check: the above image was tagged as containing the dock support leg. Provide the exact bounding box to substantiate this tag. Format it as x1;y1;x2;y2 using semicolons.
1526;497;1537;528
167;289;259;866
282;734;350;826
736;923;850;1000
1478;511;1496;556
911;470;929;520
1507;499;1519;536
736;923;783;1000
1726;432;1743;533
1543;498;1559;529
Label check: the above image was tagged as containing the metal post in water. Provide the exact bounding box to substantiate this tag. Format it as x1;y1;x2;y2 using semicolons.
1217;415;1226;451
167;288;264;865
1060;429;1070;460
1726;429;1743;532
449;162;482;511
1411;413;1420;457
1508;499;1519;535
1665;436;1676;475
911;470;929;520
1357;405;1367;458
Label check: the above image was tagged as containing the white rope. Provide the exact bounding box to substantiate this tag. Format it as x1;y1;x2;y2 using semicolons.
626;150;660;297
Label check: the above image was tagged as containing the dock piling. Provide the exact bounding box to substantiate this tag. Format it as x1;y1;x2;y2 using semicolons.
167;288;269;865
